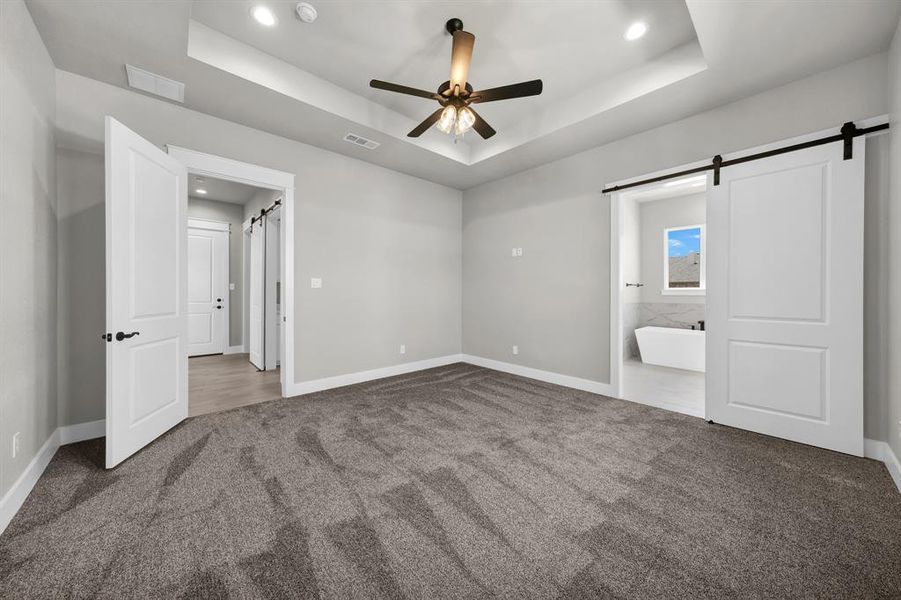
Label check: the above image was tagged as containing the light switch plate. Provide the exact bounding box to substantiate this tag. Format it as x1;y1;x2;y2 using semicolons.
229;283;235;291
400;344;406;355
311;278;322;289
512;345;519;355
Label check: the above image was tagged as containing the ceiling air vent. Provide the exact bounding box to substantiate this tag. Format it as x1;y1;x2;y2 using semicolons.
125;64;185;103
343;133;380;150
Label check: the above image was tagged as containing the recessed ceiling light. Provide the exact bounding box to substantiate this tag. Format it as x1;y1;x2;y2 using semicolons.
295;2;317;23
251;5;277;27
195;189;208;195
624;21;647;41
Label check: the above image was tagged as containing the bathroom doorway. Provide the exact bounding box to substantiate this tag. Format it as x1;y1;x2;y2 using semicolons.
609;174;707;417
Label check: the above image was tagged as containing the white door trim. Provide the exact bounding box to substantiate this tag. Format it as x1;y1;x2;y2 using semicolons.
605;115;887;421
167;146;295;399
187;218;230;232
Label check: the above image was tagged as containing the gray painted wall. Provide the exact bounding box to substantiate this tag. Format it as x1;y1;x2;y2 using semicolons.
57;148;104;427
0;0;58;498
188;197;245;348
887;21;901;458
639;193;706;304
54;69;463;425
462;52;893;443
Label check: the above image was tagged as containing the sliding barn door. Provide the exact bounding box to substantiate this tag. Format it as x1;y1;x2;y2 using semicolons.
248;220;266;370
706;137;864;455
264;208;281;370
105;117;188;468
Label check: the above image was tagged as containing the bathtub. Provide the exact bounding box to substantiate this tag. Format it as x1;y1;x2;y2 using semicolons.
635;326;705;372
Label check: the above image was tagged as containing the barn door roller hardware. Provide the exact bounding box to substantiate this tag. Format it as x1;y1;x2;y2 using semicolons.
249;198;282;232
601;120;888;194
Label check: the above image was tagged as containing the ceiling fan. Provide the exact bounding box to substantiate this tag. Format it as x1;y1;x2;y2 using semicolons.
370;18;543;139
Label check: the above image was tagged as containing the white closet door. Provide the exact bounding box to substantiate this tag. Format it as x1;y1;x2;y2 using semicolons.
105;117;187;468
187;224;228;357
248;220;266;370
706;137;864;455
264;208;281;370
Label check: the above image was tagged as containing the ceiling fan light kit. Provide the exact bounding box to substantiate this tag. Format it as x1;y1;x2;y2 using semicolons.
370;18;543;140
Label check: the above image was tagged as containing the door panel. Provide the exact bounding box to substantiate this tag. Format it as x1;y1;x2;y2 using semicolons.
187;227;227;356
706;137;864;456
248;220;265;370
264;208;280;370
105;117;188;468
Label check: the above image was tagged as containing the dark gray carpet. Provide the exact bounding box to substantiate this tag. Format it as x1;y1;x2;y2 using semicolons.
1;363;900;599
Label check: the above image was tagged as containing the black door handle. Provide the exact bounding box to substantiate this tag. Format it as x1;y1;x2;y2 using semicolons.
216;305;222;309
217;298;222;302
115;331;140;341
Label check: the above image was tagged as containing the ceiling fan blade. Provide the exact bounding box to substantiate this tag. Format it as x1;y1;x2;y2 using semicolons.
449;31;475;93
407;108;444;137
467;107;496;139
470;79;543;103
370;79;442;101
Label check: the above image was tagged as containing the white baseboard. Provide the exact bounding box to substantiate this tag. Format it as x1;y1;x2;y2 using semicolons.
0;418;107;536
864;438;901;492
59;419;105;445
224;345;244;355
287;354;465;396
0;430;59;536
461;354;617;397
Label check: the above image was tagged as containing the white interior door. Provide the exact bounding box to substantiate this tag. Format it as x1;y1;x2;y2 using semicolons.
248;219;265;370
105;117;188;468
187;223;228;356
706;137;864;456
264;208;281;370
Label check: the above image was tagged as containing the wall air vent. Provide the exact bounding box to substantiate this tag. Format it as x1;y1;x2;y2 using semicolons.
343;133;380;150
125;64;185;103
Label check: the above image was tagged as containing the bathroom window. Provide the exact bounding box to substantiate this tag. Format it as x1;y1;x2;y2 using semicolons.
663;225;705;294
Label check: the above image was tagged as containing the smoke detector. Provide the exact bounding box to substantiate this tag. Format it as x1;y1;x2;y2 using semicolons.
295;2;317;23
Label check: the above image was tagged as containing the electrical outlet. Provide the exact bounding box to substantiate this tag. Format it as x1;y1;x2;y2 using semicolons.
512;345;519;355
511;247;523;257
310;277;322;289
12;432;20;458
516;247;523;257
511;248;517;257
400;344;406;355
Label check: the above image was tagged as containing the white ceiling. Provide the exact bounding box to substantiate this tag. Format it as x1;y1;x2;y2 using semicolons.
188;175;261;205
190;1;697;133
26;0;901;190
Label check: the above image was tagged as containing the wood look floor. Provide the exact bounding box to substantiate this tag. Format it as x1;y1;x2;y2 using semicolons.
188;353;281;417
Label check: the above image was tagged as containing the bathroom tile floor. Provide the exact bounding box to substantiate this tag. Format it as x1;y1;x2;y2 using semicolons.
622;358;705;418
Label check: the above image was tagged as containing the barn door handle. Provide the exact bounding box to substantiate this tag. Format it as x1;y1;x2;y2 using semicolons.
115;331;140;341
216;305;222;309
